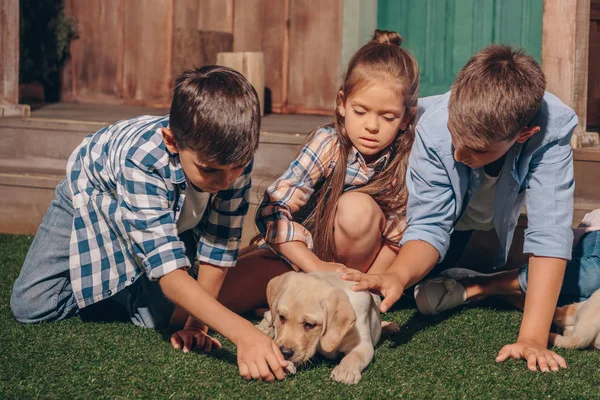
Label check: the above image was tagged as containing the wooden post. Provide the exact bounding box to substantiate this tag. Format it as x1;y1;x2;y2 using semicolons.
0;0;30;117
216;52;265;116
542;0;597;148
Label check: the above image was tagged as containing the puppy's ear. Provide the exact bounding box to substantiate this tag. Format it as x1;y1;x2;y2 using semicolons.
320;288;357;353
266;272;291;327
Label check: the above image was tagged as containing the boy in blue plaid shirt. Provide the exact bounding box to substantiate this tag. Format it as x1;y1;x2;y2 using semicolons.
11;66;288;382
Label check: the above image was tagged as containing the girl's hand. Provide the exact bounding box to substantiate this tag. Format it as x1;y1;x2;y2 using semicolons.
337;266;405;312
170;325;222;353
496;340;567;372
236;328;288;382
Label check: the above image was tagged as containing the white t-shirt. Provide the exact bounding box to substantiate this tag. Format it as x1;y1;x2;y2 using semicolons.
455;170;500;232
176;184;211;233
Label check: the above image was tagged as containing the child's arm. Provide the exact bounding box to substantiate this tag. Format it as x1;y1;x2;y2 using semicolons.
170;263;227;353
119;158;286;380
257;127;342;272
159;268;287;381
496;256;567;372
496;125;575;371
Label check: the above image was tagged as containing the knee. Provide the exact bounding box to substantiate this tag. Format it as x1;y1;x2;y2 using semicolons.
335;192;383;241
10;284;32;323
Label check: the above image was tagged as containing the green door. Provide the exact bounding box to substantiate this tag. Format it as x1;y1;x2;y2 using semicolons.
378;0;543;96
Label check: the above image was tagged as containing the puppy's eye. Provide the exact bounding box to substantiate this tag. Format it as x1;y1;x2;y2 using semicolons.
304;322;316;330
279;315;286;323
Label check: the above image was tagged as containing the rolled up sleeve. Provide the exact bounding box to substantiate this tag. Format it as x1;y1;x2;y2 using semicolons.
119;157;190;280
196;161;253;267
523;121;576;259
400;130;456;262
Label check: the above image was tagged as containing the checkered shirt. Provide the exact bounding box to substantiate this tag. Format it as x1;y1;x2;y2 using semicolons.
67;115;252;308
256;125;404;257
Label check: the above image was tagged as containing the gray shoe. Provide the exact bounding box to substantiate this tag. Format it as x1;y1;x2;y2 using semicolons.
414;278;468;315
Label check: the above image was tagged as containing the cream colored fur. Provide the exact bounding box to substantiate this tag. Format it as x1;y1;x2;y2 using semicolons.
550;288;600;350
257;271;399;384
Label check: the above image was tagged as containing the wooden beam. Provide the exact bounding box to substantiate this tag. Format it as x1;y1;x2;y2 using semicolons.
0;0;30;117
542;0;596;148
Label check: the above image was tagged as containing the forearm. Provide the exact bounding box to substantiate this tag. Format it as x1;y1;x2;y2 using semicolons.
368;244;400;275
271;241;336;272
184;263;229;328
387;240;440;287
518;256;566;346
159;269;255;345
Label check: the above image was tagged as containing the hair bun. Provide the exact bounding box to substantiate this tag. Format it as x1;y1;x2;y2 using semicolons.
372;29;403;47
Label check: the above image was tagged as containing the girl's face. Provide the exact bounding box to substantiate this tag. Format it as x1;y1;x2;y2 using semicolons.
340;83;409;163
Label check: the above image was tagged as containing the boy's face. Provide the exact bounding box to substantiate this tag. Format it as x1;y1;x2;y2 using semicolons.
452;126;541;170
162;128;245;192
178;149;245;192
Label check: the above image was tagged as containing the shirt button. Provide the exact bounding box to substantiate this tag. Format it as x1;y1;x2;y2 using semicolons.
467;189;472;195
175;206;181;212
107;290;112;296
131;277;135;283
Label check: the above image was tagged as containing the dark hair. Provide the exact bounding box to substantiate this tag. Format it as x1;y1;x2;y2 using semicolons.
169;66;260;166
304;29;420;261
449;44;546;149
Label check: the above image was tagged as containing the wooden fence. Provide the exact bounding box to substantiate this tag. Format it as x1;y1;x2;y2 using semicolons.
61;0;342;114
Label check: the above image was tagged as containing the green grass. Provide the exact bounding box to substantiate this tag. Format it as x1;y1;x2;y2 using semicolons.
1;234;599;399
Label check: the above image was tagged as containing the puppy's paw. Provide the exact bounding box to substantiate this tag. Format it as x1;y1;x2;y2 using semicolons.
256;310;275;337
284;360;297;375
381;320;400;335
330;364;362;385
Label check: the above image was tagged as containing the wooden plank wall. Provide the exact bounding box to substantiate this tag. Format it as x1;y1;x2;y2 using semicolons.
0;0;19;105
61;0;339;114
588;0;600;129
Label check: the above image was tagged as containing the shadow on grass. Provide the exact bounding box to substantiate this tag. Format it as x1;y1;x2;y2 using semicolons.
379;294;517;349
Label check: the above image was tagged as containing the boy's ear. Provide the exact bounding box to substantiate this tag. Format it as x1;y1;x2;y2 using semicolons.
515;126;541;144
161;128;179;153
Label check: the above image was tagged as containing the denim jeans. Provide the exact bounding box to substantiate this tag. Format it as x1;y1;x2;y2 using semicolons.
436;229;600;306
518;230;600;306
10;178;186;328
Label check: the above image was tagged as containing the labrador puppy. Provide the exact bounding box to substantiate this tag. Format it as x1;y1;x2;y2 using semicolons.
257;271;399;384
549;288;600;349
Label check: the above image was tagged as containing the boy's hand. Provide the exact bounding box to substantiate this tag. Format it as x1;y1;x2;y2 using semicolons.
337;266;405;312
496;340;567;372
236;328;288;382
170;325;223;353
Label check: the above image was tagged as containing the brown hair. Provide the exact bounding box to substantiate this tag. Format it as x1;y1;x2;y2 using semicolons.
169;66;260;166
303;29;420;262
448;44;546;150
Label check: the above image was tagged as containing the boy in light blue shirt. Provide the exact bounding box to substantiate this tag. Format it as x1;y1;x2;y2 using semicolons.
339;45;594;373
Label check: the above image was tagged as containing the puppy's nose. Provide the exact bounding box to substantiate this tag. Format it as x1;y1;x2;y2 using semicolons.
280;346;294;360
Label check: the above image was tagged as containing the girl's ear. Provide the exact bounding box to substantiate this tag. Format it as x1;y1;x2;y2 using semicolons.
337;90;346;117
161;128;179;154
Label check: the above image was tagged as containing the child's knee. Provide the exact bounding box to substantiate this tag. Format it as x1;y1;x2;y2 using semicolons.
335;192;383;240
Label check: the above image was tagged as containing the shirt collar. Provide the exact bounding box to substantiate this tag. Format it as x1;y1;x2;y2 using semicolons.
350;146;393;173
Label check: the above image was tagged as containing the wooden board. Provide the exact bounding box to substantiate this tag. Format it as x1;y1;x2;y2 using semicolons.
63;0;124;103
197;0;234;32
542;0;590;141
588;0;600;129
0;0;20;105
172;30;233;80
122;0;173;106
286;0;342;113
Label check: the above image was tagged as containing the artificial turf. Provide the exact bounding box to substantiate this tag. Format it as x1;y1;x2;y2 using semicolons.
1;234;599;399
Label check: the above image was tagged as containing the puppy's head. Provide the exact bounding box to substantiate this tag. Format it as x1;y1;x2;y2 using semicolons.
266;272;356;364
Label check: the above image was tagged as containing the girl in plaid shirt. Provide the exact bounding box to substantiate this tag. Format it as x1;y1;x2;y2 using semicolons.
215;30;421;315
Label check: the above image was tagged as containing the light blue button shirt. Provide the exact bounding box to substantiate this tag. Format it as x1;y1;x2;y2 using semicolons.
401;92;577;269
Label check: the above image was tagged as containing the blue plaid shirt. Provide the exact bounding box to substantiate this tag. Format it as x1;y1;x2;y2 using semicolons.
67;115;252;308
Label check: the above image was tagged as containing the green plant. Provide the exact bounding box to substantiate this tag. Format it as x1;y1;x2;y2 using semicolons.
19;0;78;102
